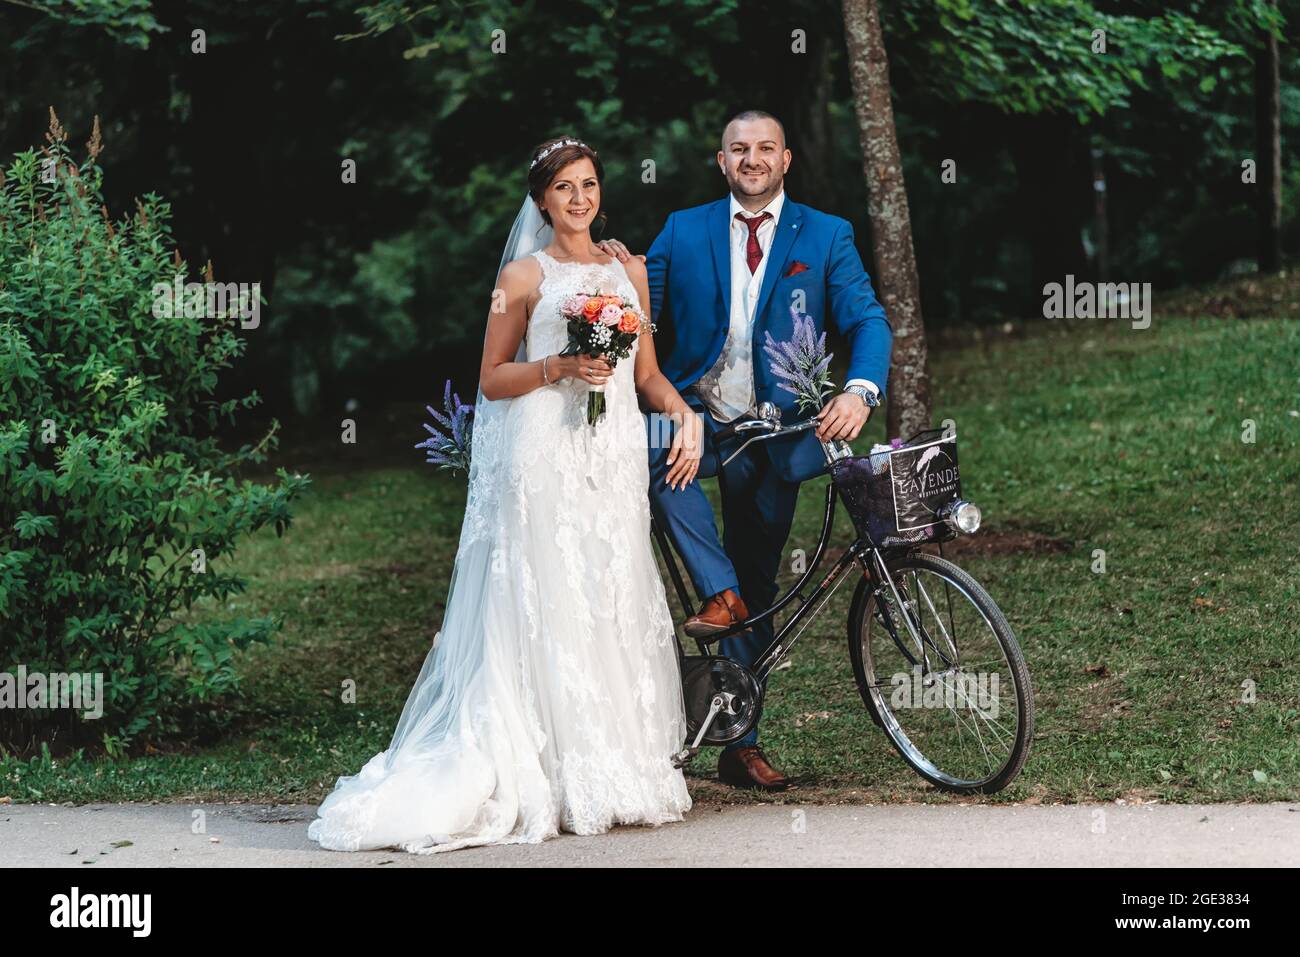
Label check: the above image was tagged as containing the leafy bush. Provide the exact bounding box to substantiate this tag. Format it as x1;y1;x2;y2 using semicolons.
0;111;308;754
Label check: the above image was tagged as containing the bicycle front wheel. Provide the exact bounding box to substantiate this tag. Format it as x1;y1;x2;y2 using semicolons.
847;551;1034;794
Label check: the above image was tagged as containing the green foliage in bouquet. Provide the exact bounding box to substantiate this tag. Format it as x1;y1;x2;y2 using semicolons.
0;112;309;754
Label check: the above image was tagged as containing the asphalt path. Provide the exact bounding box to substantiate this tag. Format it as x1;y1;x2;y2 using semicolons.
3;800;1296;867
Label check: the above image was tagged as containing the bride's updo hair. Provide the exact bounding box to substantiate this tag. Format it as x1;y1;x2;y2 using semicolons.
527;137;607;232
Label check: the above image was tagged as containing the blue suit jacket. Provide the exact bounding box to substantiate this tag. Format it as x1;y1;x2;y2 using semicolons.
646;196;894;483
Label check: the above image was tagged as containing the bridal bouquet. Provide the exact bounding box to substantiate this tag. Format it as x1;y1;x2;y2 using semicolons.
559;290;653;426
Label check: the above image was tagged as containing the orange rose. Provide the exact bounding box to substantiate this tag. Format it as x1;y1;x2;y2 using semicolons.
581;297;603;322
618;309;640;333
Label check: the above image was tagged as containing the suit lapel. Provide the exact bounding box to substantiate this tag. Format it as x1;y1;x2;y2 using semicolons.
707;199;732;320
753;200;802;327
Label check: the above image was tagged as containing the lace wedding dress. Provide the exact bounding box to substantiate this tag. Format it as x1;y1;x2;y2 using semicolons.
307;250;692;854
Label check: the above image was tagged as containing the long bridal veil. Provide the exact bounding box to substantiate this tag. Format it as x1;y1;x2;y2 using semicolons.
307;196;557;852
388;194;551;758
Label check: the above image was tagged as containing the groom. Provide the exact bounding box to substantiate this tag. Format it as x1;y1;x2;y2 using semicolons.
602;110;893;791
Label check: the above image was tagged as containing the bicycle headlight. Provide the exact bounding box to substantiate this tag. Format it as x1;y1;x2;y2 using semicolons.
940;500;981;534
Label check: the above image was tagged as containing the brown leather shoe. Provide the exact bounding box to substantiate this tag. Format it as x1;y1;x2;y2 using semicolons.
717;745;788;792
683;588;749;638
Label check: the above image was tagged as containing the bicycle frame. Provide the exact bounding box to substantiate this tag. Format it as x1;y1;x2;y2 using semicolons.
653;481;876;683
651;406;973;689
653;491;963;685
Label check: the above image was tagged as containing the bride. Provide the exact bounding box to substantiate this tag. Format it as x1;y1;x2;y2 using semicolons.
307;137;705;854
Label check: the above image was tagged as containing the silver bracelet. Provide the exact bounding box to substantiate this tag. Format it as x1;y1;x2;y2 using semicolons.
542;355;551;384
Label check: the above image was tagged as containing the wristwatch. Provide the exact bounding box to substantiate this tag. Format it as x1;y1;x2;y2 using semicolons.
844;384;880;408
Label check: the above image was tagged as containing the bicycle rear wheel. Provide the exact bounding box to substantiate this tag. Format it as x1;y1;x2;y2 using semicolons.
847;551;1034;794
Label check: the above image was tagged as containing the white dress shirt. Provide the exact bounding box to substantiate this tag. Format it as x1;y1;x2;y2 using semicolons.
693;190;879;424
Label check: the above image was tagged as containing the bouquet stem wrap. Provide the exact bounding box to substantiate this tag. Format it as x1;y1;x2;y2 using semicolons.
586;383;606;426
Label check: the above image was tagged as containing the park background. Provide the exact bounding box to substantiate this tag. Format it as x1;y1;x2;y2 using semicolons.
0;0;1297;806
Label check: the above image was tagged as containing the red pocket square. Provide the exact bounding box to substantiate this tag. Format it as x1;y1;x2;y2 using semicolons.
783;260;810;278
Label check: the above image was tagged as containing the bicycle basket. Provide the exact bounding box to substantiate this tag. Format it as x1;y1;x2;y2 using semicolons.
830;428;962;548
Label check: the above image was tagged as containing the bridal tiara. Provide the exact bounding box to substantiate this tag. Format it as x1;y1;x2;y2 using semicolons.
529;139;593;169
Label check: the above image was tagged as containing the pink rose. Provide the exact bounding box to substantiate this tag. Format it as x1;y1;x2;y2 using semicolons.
599;304;623;326
562;295;586;316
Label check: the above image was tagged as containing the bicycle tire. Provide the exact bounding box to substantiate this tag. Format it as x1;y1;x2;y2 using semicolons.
847;551;1034;794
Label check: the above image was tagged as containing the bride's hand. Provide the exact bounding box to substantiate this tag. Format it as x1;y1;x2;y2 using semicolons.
596;239;645;264
663;408;702;491
555;353;613;385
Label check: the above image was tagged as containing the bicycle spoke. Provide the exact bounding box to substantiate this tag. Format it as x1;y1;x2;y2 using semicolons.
914;574;961;663
930;671;1015;747
905;571;945;671
932;669;1015;739
876;573;953;673
953;696;996;774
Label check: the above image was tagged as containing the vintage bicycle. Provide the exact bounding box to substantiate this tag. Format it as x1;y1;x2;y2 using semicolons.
652;402;1034;794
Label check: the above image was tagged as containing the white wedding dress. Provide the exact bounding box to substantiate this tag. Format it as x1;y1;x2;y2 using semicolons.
307;249;692;854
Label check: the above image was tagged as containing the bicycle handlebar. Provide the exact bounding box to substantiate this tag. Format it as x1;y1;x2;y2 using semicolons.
713;414;819;444
712;413;827;468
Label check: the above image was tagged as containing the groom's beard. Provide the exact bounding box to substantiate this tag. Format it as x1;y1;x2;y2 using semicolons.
728;168;782;203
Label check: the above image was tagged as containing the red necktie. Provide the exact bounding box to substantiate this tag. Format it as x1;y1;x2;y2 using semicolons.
735;211;772;274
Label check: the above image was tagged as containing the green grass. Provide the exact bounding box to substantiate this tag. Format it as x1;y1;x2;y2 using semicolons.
3;312;1298;806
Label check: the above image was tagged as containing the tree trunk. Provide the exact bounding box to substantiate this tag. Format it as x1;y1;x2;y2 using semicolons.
841;0;931;440
1256;1;1282;274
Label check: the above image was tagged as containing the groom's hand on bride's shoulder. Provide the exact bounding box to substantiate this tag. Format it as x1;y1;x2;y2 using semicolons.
597;239;645;264
815;392;872;443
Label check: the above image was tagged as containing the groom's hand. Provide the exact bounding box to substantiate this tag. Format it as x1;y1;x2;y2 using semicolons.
596;239;645;264
815;393;871;443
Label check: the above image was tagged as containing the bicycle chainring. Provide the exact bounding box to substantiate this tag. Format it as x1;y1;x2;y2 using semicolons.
679;655;763;746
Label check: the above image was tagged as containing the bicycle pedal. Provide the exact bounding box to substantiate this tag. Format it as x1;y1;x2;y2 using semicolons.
671;747;698;768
